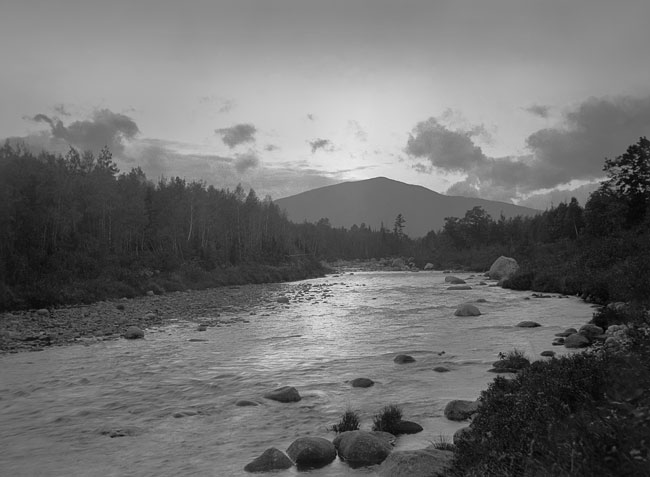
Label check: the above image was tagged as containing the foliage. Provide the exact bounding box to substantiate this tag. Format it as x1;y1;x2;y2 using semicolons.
329;409;361;433
495;349;530;371
371;404;403;435
431;435;456;452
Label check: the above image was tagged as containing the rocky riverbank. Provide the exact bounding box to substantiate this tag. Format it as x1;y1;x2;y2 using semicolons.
0;281;319;354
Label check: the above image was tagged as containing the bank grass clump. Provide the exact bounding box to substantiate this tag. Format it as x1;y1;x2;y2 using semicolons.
430;434;456;452
372;404;403;434
450;328;650;477
329;409;361;433
493;348;531;372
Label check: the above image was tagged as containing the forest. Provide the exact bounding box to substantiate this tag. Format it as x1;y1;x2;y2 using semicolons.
0;137;648;311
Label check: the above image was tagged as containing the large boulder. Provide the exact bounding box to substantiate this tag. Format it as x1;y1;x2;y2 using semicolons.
564;333;590;348
377;447;453;477
286;437;336;468
444;400;480;421
263;386;301;402
244;447;293;472
392;420;423;435
488;256;519;281
333;430;393;466
454;304;481;317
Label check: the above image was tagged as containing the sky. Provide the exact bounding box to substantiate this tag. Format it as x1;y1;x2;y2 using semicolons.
2;0;650;208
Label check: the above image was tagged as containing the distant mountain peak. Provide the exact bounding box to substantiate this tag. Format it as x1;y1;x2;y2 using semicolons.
275;177;537;238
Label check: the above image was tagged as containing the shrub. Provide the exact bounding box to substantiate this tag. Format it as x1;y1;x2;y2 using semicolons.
330;409;361;433
494;349;530;371
372;404;403;435
430;435;455;452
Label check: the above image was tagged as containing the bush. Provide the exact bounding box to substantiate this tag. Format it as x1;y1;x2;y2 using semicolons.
431;435;455;452
494;349;530;371
372;404;403;435
330;409;361;433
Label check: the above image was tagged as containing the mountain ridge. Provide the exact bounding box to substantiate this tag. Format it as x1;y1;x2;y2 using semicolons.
275;177;539;237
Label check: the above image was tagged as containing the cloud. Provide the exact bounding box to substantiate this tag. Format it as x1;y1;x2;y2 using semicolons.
218;99;236;113
524;104;551;118
406;95;650;204
309;138;334;153
264;144;280;151
29;108;140;155
307;113;315;121
215;123;257;148
348;120;368;142
234;152;260;173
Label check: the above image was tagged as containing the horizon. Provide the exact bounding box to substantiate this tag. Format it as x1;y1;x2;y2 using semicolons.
2;1;649;209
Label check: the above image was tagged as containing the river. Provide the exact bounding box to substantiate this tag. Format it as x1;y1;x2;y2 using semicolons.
0;271;595;476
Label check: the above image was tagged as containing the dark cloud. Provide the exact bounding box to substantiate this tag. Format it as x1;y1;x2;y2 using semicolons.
264;144;280;151
309;138;333;153
234;152;260;173
406;95;650;203
524;104;551;118
405;117;487;171
215;123;257;148
307;114;315;121
53;104;71;116
30;109;139;155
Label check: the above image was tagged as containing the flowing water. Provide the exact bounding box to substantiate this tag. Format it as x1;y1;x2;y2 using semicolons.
0;271;595;476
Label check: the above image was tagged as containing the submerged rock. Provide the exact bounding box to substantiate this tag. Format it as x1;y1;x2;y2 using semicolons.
286;437;336;468
564;333;590;348
444;276;466;284
350;377;374;388
377;447;453;477
244;447;293;472
334;430;393;466
516;321;541;328
454;304;481;316
444;400;480;421
393;354;415;364
263;386;301;402
448;285;472;290
393;420;423;435
433;366;450;373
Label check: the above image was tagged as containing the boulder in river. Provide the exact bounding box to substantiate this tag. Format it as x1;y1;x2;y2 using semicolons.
433;366;450;373
564;333;590;348
444;400;480;421
392;420;423;435
333;430;393;466
244;447;293;472
448;285;472;290
286;437;336;468
393;354;415;364
36;308;49;316
516;321;541;328
264;386;301;402
444;276;466;284
277;296;290;304
124;326;144;339
454;304;481;317
350;377;374;388
377;447;453;477
488;256;519;281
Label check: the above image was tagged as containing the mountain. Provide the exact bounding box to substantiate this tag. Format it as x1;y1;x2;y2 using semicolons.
274;177;539;238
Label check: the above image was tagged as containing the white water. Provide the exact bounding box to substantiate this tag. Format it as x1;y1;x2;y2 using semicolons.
0;271;594;476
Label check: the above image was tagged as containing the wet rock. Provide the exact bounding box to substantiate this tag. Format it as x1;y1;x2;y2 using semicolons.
264;386;301;402
564;333;590;348
444;276;466;284
488;256;519;281
433;366;450;373
393;420;423;435
333;430;393;466
124;326;144;339
448;285;472;290
196;324;207;331
277;296;290;304
286;437;336;468
552;338;565;346
235;400;259;407
444;400;479;421
454;304;481;316
516;321;541;328
540;350;556;357
350;377;374;388
99;426;142;438
244;447;294;472
393;354;415;364
377;447;453;477
188;338;208;342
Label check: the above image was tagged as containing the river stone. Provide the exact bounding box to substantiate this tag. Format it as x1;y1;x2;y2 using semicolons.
393;420;423;435
333;430;393;466
36;308;49;316
124;326;144;339
433;366;450;373
552;338;565;346
264;386;301;402
454;304;481;316
444;400;480;421
540;350;556;357
286;437;336;468
564;333;590;348
244;447;293;472
394;354;415;364
444;276;466;284
488;256;519;281
579;324;604;339
235;399;259;407
377;447;454;477
277;296;290;304
448;285;472;290
350;377;374;388
516;321;541;328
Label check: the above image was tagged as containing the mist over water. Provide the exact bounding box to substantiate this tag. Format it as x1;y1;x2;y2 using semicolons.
0;271;594;476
